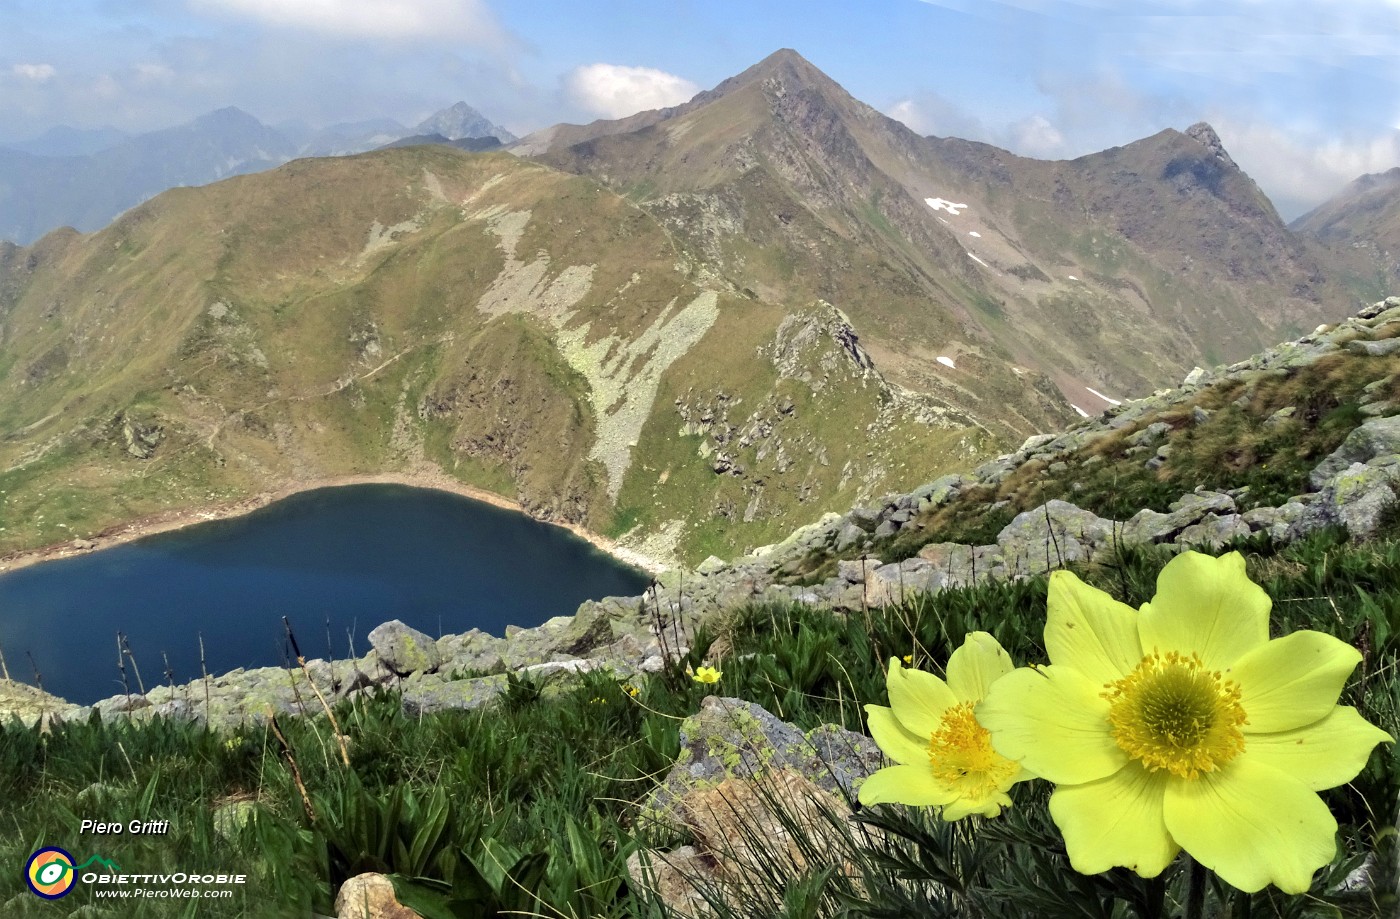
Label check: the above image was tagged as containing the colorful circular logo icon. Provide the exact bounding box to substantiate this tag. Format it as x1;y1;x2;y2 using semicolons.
25;847;76;899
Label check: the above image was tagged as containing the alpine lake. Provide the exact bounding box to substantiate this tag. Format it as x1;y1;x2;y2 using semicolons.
0;484;653;704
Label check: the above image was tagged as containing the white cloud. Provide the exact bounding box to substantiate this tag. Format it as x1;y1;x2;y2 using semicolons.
566;63;700;120
1008;114;1067;158
888;100;933;135
888;96;1069;159
1213;119;1400;218
188;0;503;44
133;63;176;85
12;63;56;83
885;93;991;140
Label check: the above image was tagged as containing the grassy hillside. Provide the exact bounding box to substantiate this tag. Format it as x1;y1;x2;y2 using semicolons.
0;146;1003;566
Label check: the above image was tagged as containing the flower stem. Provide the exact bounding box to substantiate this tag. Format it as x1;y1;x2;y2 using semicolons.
1184;856;1208;919
1145;874;1166;919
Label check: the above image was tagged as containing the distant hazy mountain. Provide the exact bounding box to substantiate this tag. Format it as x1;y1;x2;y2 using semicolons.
0;107;296;245
413;102;516;144
1291;167;1400;286
376;133;503;153
291;118;411;156
3;124;130;157
0;103;515;245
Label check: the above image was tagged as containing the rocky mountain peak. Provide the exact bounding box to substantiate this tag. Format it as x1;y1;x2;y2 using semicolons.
701;48;843;105
414;102;516;143
1183;121;1237;169
194;106;263;130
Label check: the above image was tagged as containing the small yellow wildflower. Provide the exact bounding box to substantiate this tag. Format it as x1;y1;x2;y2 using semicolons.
589;697;606;705
623;683;641;698
860;632;1032;820
692;665;722;684
902;654;914;666
978;551;1393;893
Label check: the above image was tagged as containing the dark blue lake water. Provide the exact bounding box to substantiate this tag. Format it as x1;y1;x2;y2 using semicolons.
0;484;652;704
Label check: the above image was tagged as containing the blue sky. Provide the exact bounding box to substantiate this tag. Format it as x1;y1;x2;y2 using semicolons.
2;0;1399;218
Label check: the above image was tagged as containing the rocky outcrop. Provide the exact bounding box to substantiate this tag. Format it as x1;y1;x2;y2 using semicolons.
629;697;881;918
335;872;424;919
368;620;443;676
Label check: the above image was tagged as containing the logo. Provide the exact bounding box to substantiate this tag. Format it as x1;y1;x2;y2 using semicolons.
25;847;76;899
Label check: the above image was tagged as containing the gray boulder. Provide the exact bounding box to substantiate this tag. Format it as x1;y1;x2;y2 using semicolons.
1346;338;1400;358
399;673;508;716
1310;416;1400;488
1243;502;1320;544
1123;492;1236;544
1314;461;1400;538
645;696;881;822
995;500;1117;575
1175;513;1253;550
368;620;443;676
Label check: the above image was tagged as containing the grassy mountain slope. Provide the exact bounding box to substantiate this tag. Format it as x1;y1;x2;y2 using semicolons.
1292;166;1400;294
0;146;993;565
528;50;1366;414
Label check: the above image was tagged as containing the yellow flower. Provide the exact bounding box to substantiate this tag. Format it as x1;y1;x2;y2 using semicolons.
693;666;722;684
902;654;914;665
859;632;1032;820
623;683;641;698
978;551;1393;894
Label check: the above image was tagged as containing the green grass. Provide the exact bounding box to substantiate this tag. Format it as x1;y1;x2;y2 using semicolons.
3;529;1395;917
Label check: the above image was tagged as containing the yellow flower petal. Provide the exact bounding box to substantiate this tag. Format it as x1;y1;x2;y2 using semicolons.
887;658;957;738
941;790;1013;821
946;631;1015;703
1230;630;1363;733
978;665;1126;784
858;764;957;807
1163;757;1337;894
865;705;929;766
1139;551;1270;670
1244;706;1393;791
1045;570;1143;685
1048;762;1179;878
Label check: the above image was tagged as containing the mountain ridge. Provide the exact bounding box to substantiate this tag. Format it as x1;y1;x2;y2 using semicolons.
0;49;1390;568
0;102;518;245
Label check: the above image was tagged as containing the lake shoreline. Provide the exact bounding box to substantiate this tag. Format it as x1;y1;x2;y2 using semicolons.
0;472;669;578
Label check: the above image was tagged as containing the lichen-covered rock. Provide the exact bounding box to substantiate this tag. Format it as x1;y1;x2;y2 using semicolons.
1122;491;1236;544
645;696;880;825
434;628;507;674
0;679;83;727
398;673;508;716
1126;421;1171;447
1175;513;1253;550
335;872;424;919
632;698;880;918
1242;501;1319;544
994;500;1115;576
368;620;443;676
1310;416;1400;488
834;522;867;552
836;559;870;583
1315;461;1400;538
1345;338;1400;357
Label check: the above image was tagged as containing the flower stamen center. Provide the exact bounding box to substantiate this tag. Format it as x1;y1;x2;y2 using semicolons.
1103;651;1247;779
928;702;1019;797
